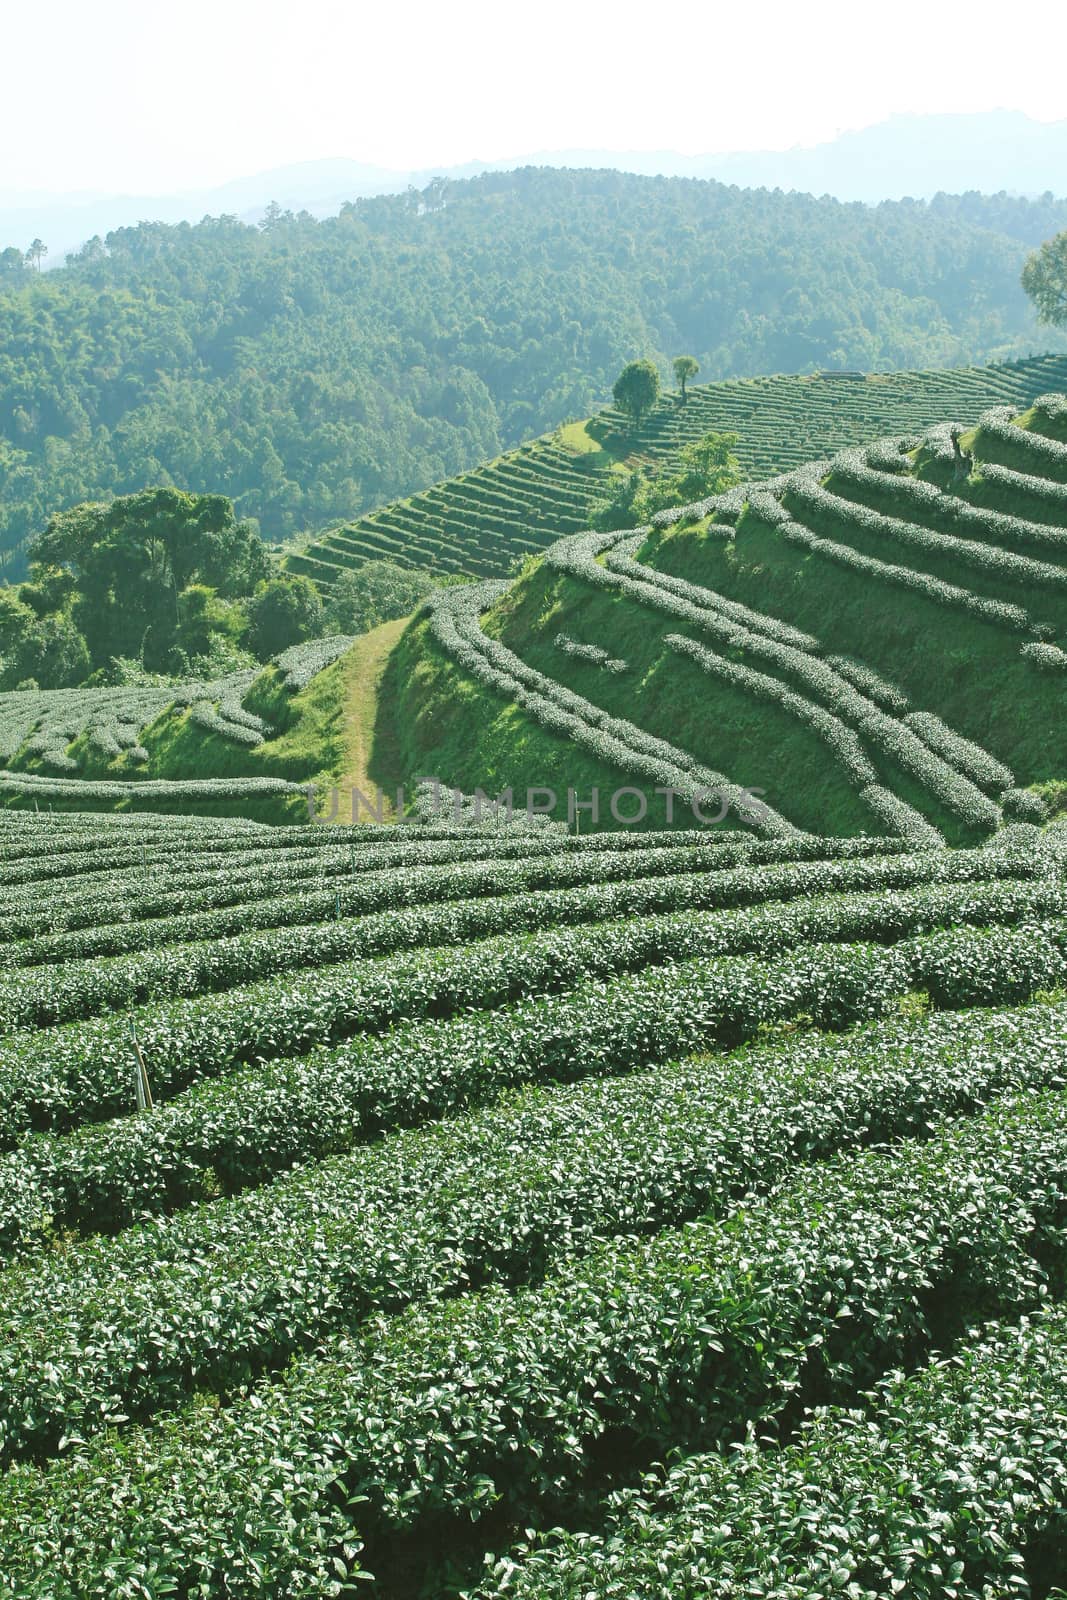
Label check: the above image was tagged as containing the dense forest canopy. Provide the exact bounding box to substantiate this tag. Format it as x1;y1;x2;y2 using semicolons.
1;167;1065;559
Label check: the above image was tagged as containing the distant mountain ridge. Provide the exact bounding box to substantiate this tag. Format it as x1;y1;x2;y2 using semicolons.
4;110;1066;261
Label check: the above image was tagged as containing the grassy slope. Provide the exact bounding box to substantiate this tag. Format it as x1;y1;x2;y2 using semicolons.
483;565;878;837
643;514;1061;794
373;616;706;833
382;553;984;844
333;618;408;821
20;375;1067;832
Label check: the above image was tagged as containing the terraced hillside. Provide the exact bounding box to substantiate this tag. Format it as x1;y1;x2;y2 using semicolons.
3;806;1067;1596
285;435;602;585
598;354;1067;474
0;636;355;822
287;354;1067;585
385;391;1067;844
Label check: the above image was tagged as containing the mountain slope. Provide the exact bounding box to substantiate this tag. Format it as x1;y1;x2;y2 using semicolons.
381;392;1067;842
8;112;1067;256
289;355;1067;585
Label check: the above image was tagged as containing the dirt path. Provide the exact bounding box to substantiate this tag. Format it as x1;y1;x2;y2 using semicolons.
334;617;408;823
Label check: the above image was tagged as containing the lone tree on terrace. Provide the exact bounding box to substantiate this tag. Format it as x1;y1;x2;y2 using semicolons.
672;354;699;402
613;359;660;430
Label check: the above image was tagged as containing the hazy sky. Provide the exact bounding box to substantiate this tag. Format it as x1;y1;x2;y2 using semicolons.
3;0;1066;196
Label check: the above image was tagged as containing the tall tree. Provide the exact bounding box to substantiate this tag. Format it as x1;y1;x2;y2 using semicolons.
613;359;660;429
672;354;699;402
30;488;269;669
590;430;741;529
25;239;47;272
1022;231;1067;328
246;576;323;659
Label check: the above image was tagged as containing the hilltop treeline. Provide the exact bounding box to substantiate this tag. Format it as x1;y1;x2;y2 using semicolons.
1;168;1065;556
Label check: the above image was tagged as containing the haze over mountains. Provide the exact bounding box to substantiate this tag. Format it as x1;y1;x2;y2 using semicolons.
4;110;1065;263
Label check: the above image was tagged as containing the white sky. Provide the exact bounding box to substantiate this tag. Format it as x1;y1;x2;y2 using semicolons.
2;0;1066;195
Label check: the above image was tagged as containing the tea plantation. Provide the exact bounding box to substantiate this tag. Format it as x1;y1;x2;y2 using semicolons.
287;353;1067;585
1;804;1067;1596
0;636;356;823
5;387;1067;1596
391;390;1067;843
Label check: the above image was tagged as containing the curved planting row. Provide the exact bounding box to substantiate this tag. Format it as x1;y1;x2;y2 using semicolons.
1;911;1064;1256
5;803;1067;1592
426;583;795;836
5;1083;1067;1595
289;357;1067;589
976;405;1067;482
597;527;1009;815
0;638;353;803
0;769;310;807
481;1305;1067;1599
0;853;1058;1136
0;832;918;965
829;438;1067;558
752;490;1034;633
600;358;1067;474
288;437;603;585
666;632;942;843
7;832;840;942
3;840;1020;1027
0;996;1062;1467
547;524;1004;836
785;463;1053;619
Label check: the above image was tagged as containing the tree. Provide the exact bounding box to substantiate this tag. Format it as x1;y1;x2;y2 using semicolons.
246;576;323;659
672;354;699;402
8;615;89;688
30;488;270;669
19;565;76;618
1022;232;1067;328
0;588;35;658
323;560;435;636
612;359;660;429
590;431;741;529
25;239;47;272
176;584;248;671
666;431;742;505
0;169;1063;565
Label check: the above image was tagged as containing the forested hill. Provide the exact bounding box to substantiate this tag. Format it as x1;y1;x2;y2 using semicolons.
1;167;1065;559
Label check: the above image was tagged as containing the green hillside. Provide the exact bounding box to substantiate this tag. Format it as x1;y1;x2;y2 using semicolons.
0;636;355;822
287;354;1067;585
4;805;1067;1594
285;434;603;584
384;390;1067;844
